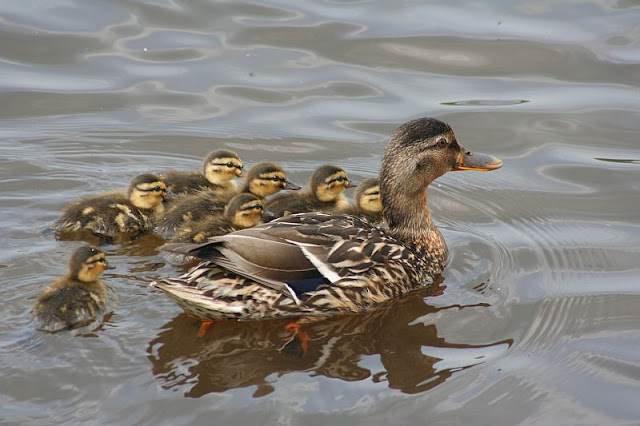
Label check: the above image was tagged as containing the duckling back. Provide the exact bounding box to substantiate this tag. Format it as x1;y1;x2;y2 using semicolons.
155;191;227;238
33;246;110;332
33;278;108;332
162;149;243;196
53;174;167;238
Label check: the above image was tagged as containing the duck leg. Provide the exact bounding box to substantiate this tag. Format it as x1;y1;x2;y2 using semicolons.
280;321;309;356
196;319;215;338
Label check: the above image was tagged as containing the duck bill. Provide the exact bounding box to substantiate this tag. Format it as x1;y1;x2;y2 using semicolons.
346;179;359;189
284;180;302;190
454;147;503;171
262;209;277;222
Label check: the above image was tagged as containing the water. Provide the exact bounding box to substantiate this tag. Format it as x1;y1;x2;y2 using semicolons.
1;0;640;424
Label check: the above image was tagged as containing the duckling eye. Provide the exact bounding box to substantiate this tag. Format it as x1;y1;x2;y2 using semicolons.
271;176;281;181
436;138;448;147
226;162;234;168
153;186;163;192
336;176;345;182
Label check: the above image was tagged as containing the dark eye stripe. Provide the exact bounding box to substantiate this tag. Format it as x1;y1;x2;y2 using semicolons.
328;176;348;184
365;191;380;196
137;186;166;192
241;204;264;211
87;257;106;264
212;162;243;170
260;176;285;182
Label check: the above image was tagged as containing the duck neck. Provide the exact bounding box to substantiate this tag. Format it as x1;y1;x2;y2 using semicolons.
382;185;444;251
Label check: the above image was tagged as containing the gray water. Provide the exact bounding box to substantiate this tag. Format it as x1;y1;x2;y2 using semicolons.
1;1;640;425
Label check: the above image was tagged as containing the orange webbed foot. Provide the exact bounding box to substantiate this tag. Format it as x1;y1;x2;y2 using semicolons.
196;319;215;338
280;321;309;356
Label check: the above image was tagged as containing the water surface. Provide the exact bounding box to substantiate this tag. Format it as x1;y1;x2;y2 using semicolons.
1;0;640;424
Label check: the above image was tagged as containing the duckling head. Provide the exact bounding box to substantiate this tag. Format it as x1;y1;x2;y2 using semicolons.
128;173;168;210
224;193;267;229
203;149;243;185
354;178;382;213
309;165;357;202
380;117;502;229
245;163;301;198
68;246;110;283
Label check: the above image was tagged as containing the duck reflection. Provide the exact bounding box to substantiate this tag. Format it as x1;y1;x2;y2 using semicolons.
147;282;508;398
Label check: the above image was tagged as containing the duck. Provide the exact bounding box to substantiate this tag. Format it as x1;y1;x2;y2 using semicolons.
33;246;112;332
151;117;503;320
155;162;300;238
342;178;383;223
266;165;357;218
171;193;269;244
53;173;169;239
161;149;243;196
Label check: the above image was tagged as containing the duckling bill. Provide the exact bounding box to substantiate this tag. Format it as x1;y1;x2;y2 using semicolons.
152;117;502;320
33;246;112;332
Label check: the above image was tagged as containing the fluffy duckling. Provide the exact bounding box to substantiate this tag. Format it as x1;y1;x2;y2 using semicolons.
155;163;300;238
171;194;268;243
266;165;356;217
343;178;383;223
53;173;168;239
33;246;111;332
162;150;243;196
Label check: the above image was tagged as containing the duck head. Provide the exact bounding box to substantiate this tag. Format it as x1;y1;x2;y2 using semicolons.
224;193;270;229
128;173;169;210
203;149;244;185
68;246;112;282
354;178;382;213
244;163;301;198
310;165;358;202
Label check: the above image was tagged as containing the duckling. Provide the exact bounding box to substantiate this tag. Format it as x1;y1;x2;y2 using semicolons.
53;173;168;239
266;165;357;217
155;163;300;238
162;150;243;196
172;194;268;244
153;117;503;320
343;178;383;223
33;246;112;332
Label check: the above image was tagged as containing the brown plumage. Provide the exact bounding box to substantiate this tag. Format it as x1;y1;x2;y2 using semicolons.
342;178;383;223
161;150;243;196
53;174;168;238
154;163;300;238
152;117;503;320
171;194;267;244
33;246;111;332
266;165;357;217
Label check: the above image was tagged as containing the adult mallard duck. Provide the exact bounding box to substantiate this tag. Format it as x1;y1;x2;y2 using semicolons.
161;149;243;196
33;246;113;332
266;165;357;217
53;173;169;239
152;117;502;320
342;177;383;223
155;162;300;238
171;193;269;244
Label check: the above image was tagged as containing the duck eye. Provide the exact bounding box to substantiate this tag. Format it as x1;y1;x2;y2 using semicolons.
226;162;234;168
272;176;280;181
437;138;448;147
154;186;163;192
336;176;345;182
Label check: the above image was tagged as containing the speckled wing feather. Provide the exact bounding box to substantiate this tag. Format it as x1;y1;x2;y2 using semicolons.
161;213;414;302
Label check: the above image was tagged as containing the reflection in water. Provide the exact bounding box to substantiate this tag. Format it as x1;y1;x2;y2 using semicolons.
147;282;511;398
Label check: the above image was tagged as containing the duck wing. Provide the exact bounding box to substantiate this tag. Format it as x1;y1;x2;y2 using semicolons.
161;213;408;302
